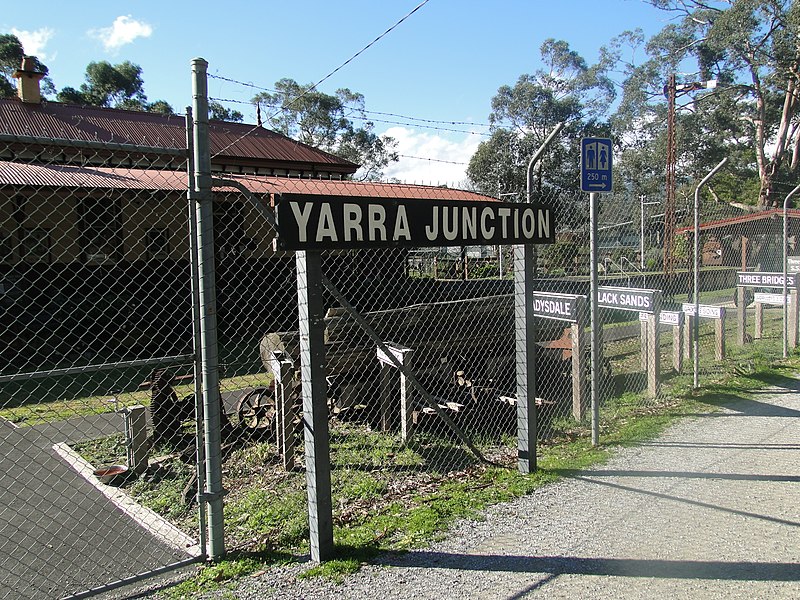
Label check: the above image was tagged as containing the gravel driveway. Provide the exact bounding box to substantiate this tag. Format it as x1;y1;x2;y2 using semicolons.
199;382;800;600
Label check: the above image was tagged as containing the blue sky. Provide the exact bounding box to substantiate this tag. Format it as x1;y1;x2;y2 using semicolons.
3;1;674;185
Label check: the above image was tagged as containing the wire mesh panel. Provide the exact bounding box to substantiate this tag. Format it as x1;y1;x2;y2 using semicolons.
0;132;204;598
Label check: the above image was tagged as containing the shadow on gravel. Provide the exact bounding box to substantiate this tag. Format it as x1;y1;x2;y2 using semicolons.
376;551;800;582
688;394;800;418
746;373;800;391
564;476;800;528
638;441;800;450
560;469;800;483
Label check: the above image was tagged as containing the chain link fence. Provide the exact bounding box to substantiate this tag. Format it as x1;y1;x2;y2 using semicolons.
2;63;799;597
0;132;205;600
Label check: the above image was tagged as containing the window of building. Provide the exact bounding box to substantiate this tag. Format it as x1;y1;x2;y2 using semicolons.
0;231;12;263
79;197;121;264
146;227;170;260
20;227;51;263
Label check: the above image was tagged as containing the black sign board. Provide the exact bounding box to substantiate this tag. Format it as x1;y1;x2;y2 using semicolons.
736;271;797;288
598;286;658;313
274;194;556;250
531;292;581;322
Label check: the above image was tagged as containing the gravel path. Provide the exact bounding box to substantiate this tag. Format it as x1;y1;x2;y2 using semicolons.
200;384;800;600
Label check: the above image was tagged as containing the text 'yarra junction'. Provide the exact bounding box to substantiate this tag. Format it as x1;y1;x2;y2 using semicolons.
275;195;555;250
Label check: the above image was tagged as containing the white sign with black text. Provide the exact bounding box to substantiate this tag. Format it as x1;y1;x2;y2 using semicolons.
682;303;724;319
753;292;792;306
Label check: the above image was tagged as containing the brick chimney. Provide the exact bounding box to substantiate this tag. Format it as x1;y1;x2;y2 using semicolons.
12;57;45;104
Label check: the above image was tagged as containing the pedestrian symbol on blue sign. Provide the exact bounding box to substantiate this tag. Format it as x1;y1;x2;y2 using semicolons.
581;137;613;193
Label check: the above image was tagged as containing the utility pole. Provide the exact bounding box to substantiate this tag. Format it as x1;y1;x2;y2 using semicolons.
663;75;716;283
640;195;660;270
664;74;677;277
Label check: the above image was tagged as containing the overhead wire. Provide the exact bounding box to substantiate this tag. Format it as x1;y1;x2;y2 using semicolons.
209;0;432;159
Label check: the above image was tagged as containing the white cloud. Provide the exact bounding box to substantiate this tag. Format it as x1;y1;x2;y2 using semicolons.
381;127;482;188
11;27;55;60
89;16;153;52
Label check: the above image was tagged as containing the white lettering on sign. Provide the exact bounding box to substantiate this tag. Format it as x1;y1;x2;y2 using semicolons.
737;271;798;288
532;299;573;319
290;202;314;243
318;203;337;242
480;207;495;238
343;203;363;242
598;286;656;313
369;204;387;241
394;205;411;241
278;196;555;249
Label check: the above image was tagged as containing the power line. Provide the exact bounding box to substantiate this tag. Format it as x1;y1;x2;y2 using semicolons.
308;0;431;93
398;154;468;165
210;0;430;159
209;94;492;130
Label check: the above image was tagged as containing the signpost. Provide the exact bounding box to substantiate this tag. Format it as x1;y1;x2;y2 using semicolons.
640;310;685;372
582;137;613;445
735;271;800;347
531;292;587;419
682;303;726;361
598;286;661;397
581;138;613;194
271;190;559;552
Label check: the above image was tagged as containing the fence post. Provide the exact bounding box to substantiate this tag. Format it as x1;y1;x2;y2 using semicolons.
754;301;764;339
191;57;225;559
737;286;748;345
791;287;799;349
716;308;727;360
514;244;537;473
271;352;296;471
296;250;334;562
673;312;684;372
571;296;587;421
646;310;660;397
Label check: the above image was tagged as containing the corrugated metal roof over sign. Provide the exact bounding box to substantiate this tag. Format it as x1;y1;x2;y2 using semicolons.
0;161;496;202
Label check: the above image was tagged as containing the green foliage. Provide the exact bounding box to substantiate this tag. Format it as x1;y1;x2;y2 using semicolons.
252;79;398;180
609;1;800;208
55;60;174;115
467;38;614;205
0;33;55;98
209;100;243;122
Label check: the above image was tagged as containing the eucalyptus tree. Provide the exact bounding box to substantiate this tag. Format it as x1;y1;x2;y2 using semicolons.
466;38;615;213
252;78;398;181
611;1;800;208
56;60;177;115
0;33;54;98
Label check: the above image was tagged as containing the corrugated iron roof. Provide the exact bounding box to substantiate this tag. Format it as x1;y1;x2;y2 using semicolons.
676;209;800;235
0;161;496;202
0;98;358;173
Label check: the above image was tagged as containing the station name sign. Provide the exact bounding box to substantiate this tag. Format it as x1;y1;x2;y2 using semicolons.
736;271;797;288
598;286;657;313
274;194;556;250
531;292;582;322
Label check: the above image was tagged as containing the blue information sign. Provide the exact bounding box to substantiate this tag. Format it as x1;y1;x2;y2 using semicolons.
581;138;613;193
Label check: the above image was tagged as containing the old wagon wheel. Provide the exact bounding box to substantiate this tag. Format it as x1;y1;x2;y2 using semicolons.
236;387;276;431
